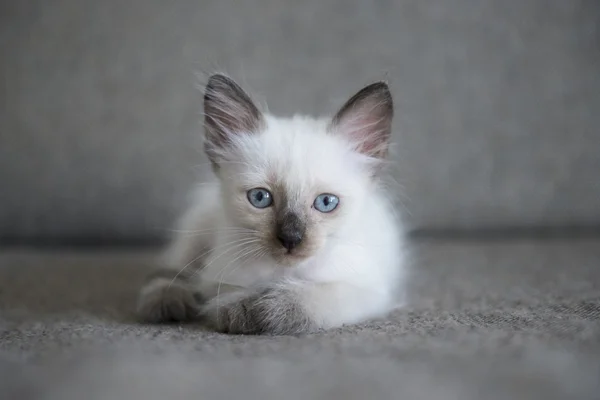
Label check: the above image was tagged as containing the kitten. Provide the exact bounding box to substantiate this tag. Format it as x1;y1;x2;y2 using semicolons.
137;74;407;335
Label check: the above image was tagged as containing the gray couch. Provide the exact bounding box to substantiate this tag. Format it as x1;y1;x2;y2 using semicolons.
1;1;599;399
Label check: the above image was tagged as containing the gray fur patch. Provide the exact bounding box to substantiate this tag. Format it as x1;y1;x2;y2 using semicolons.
137;278;204;324
204;287;316;335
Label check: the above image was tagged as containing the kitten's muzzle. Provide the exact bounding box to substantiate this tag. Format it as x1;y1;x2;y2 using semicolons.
276;212;305;252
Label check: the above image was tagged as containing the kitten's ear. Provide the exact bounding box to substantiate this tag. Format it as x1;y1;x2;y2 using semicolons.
329;82;393;159
203;74;264;162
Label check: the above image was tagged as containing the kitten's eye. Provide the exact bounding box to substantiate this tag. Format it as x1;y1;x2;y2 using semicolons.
247;188;273;208
313;193;339;213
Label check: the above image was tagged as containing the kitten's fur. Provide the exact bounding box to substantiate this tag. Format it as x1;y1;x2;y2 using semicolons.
137;74;407;335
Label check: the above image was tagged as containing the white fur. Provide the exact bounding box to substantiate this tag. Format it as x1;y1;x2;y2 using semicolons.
165;113;406;330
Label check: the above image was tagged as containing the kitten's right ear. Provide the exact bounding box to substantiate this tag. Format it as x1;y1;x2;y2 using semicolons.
329;81;393;159
203;74;264;163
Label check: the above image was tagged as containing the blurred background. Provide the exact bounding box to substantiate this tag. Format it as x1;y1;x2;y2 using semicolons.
1;0;599;246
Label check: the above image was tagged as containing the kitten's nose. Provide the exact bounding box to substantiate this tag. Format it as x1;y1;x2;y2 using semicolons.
277;231;303;251
276;212;305;252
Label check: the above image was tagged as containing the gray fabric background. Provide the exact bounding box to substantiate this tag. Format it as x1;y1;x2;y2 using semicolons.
1;0;599;242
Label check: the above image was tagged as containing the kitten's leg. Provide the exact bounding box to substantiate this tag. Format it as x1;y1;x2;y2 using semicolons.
137;204;216;323
200;285;313;335
202;281;391;335
136;269;205;323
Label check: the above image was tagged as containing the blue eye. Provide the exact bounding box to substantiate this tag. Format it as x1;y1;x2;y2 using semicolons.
313;193;339;213
247;188;273;208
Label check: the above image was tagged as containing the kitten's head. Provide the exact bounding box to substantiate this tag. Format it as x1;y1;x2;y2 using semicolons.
203;74;393;265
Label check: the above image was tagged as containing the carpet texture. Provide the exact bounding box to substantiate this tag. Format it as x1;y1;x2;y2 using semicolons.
1;238;599;399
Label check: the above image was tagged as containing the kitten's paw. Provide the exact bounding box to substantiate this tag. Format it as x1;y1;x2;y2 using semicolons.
136;278;203;323
202;288;315;335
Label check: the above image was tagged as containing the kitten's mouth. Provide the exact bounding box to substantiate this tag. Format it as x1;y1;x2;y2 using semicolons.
282;248;305;258
268;233;315;265
286;251;309;261
273;247;311;265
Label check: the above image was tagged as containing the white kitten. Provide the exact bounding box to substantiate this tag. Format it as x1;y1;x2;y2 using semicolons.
137;74;407;334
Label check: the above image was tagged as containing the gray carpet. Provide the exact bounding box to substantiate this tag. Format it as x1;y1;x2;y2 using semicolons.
1;238;599;399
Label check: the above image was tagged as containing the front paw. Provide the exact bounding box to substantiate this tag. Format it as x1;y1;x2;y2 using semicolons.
202;288;314;335
137;278;203;323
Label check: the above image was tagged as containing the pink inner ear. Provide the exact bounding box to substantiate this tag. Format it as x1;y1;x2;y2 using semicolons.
331;82;393;159
334;103;392;159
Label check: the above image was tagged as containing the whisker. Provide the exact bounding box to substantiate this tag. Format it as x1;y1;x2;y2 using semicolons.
167;237;259;289
192;238;261;278
219;246;266;285
165;228;259;238
217;245;264;283
192;160;254;168
213;244;263;325
165;227;258;234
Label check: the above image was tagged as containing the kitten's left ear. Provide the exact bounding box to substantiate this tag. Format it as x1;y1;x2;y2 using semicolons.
329;82;393;159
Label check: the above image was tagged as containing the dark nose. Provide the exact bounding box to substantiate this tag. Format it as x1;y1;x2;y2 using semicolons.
277;231;303;251
276;212;305;252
